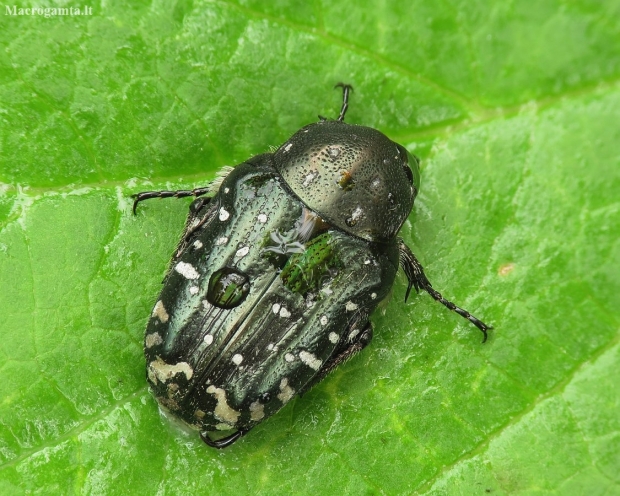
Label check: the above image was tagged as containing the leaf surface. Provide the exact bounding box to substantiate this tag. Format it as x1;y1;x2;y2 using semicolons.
1;1;619;494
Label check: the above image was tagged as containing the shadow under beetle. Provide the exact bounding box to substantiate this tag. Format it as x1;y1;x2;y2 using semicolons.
133;84;491;449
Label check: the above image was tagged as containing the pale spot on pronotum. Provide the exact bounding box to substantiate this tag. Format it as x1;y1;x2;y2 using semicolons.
328;332;339;344
207;386;240;425
350;206;363;222
235;246;249;258
232;354;243;366
302;170;318;187
175;262;200;280
299;351;322;370
320;315;328;326
345;301;358;311
216;236;229;245
219;207;230;221
152;300;169;323
257;213;267;223
189;286;199;295
145;332;163;348
277;378;295;404
204;334;214;346
249;400;265;421
279;307;291;318
148;357;193;385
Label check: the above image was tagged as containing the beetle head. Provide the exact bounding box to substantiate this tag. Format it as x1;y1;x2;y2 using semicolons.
273;120;420;243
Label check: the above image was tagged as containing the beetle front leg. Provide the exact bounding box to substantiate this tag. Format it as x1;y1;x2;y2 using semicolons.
398;239;491;342
131;186;212;214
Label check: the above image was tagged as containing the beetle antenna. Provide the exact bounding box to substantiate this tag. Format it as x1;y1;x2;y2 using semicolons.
335;83;353;121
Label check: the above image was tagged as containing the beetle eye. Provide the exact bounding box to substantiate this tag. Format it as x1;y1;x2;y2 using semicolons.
404;149;421;193
396;145;415;185
402;164;414;184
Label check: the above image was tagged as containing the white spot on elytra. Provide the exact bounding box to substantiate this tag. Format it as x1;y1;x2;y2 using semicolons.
272;303;281;314
216;236;228;245
148;357;193;384
345;301;358;311
236;246;249;258
207;386;240;425
267;343;276;351
299;351;322;370
285;353;295;362
279;307;291;318
277;378;295;404
204;334;214;345
284;143;293;152
175;262;200;280
257;213;267;223
249;400;265;421
219;207;230;221
189;286;199;295
364;259;371;265
232;354;243;366
152;300;169;323
224;187;230;193
328;332;339;344
371;292;377;300
193;240;203;249
145;332;163;348
320;315;328;326
348;328;360;341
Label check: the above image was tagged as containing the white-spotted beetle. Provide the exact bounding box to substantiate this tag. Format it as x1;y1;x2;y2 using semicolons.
133;85;490;448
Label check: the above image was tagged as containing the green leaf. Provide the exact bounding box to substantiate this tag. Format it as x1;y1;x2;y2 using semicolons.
1;1;619;494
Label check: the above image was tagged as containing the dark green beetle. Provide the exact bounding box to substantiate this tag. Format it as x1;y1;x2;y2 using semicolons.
133;85;490;448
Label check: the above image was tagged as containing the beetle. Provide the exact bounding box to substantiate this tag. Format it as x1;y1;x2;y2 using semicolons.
133;84;490;448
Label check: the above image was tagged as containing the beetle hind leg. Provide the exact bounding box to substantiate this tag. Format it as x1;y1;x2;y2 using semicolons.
131;186;212;214
398;239;492;343
200;428;249;449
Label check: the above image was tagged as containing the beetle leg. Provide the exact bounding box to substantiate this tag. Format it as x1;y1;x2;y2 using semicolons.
398;239;491;342
200;428;248;449
299;321;373;396
131;186;212;214
174;201;218;258
318;83;354;122
335;83;353;122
